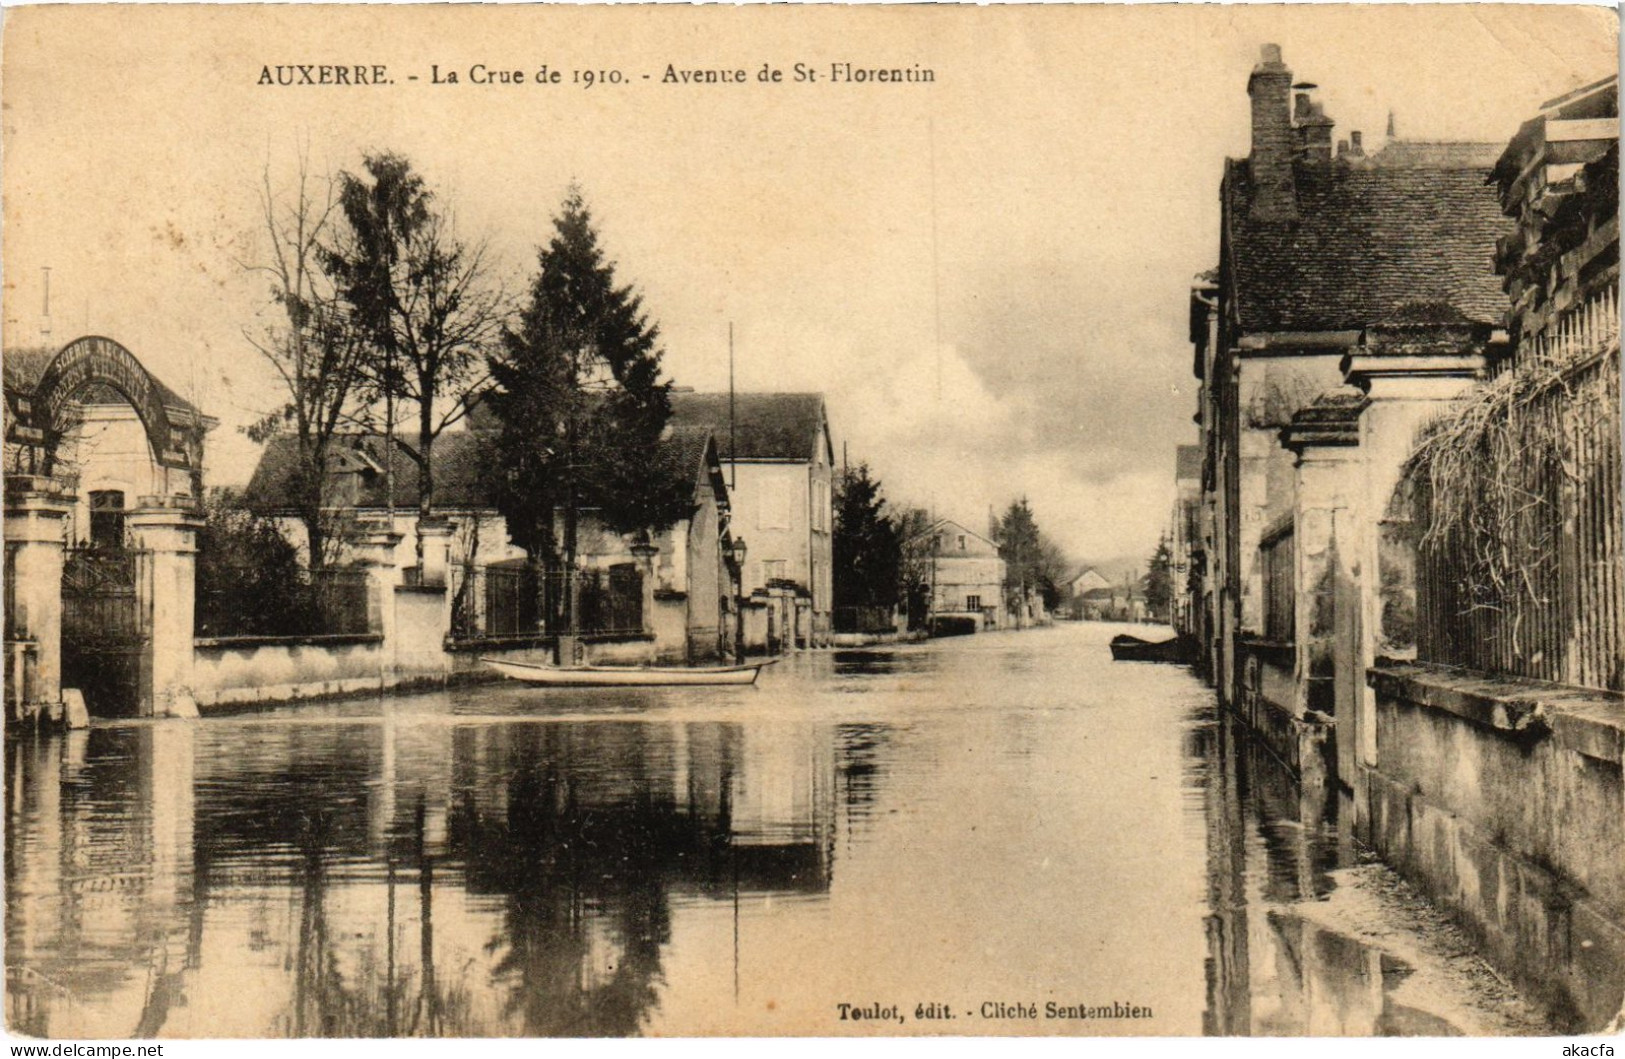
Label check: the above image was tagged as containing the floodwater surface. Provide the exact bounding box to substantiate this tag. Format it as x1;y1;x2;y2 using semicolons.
4;622;1504;1037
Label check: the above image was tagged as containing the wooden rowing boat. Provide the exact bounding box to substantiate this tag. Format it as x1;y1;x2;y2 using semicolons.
1109;633;1194;664
481;656;777;687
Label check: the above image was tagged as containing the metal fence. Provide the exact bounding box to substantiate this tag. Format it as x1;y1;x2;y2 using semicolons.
196;563;372;639
571;565;644;637
1409;336;1622;691
451;562;540;641
450;562;645;641
834;605;896;634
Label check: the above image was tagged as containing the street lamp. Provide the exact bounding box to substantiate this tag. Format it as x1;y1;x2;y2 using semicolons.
730;537;748;663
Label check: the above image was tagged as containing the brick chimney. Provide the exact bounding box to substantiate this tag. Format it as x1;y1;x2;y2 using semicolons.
1294;91;1335;166
1248;44;1297;221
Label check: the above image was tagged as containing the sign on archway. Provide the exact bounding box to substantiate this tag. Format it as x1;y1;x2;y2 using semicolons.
30;336;194;470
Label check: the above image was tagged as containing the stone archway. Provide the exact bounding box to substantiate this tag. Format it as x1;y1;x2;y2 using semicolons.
5;336;208;722
29;335;199;478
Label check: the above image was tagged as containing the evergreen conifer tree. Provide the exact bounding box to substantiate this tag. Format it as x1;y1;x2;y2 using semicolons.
486;188;688;605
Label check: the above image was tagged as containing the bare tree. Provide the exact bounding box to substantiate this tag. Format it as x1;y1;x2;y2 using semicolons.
241;150;374;570
325;153;506;563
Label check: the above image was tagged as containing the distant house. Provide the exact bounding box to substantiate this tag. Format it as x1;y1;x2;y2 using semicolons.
1068;567;1110;598
245;425;738;662
669;392;834;651
246;431;520;575
904;518;1006;632
1170;444;1203;640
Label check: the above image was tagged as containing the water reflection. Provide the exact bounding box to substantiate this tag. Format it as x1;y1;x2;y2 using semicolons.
5;625;1497;1038
1196;706;1467;1036
7;712;837;1037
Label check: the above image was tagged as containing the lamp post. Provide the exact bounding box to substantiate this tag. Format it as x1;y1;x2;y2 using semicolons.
730;537;748;663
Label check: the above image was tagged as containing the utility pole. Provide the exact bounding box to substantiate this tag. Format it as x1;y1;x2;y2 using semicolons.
728;322;736;491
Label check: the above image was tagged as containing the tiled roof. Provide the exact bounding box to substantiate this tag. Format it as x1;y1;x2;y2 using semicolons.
669;392;828;462
3;344;203;417
1357;141;1504;169
246;427;717;513
1225;149;1509;333
652;425;719;496
246;431;498;512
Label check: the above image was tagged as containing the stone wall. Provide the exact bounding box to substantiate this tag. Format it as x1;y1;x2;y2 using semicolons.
1363;662;1625;1031
193;635;388;707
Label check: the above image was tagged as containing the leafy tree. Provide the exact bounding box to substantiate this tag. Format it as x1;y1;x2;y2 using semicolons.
1143;535;1174;621
895;507;936;630
833;463;902;618
484;187;688;625
195;489;320;636
240;151;371;570
324;152;505;556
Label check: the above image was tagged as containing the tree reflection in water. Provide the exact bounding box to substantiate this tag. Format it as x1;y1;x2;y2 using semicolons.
7;710;837;1038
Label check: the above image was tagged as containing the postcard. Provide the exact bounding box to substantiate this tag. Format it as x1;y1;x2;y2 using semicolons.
2;2;1620;1044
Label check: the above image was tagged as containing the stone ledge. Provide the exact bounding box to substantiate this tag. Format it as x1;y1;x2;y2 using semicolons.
445;633;555;654
395;583;448;596
1238;635;1295;661
195;633;384;650
1369;661;1625;765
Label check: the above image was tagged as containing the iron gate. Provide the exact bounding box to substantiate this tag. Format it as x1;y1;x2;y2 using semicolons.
61;545;147;717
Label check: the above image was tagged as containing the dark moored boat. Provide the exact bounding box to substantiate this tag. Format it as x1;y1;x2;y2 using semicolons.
1109;633;1193;664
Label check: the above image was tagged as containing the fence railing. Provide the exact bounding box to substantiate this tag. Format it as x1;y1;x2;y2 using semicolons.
1407;336;1622;691
196;563;372;639
449;562;645;641
1507;284;1620;374
833;605;896;634
1260;521;1295;644
451;562;540;641
569;565;644;637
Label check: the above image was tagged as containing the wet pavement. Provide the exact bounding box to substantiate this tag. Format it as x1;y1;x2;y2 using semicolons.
4;621;1554;1037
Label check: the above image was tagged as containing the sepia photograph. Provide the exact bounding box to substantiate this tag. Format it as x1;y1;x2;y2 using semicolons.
1;1;1620;1043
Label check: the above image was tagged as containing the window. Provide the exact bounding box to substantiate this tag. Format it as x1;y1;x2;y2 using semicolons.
965;594;981;611
89;490;126;549
957;535;966;551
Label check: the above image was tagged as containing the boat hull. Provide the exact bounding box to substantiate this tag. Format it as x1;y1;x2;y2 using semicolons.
1109;634;1194;664
482;657;774;687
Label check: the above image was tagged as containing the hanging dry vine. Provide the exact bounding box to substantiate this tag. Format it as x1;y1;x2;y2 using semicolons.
1402;342;1619;664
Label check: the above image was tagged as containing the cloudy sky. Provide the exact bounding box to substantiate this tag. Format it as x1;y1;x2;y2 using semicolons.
3;4;1616;569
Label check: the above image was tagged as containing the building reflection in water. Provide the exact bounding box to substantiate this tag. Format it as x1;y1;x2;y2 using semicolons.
1195;706;1463;1037
5;711;842;1038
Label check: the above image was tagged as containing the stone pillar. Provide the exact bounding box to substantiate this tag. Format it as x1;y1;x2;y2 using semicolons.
127;500;204;719
1283;393;1366;791
352;521;403;687
1344;350;1482;796
416;517;454;588
4;476;71;723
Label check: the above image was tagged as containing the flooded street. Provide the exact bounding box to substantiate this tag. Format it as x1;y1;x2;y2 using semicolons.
5;622;1549;1038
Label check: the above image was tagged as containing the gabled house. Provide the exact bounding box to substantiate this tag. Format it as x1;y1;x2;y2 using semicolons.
904;518;1006;632
669;392;834;650
1068;567;1110;598
1189;43;1509;728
